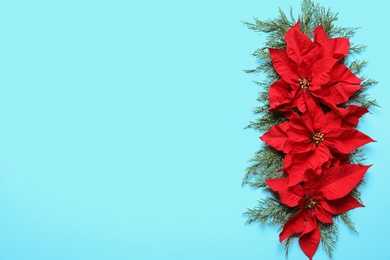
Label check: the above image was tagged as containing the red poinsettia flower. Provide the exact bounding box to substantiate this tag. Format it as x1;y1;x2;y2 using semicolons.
268;21;361;117
261;97;374;186
266;164;370;260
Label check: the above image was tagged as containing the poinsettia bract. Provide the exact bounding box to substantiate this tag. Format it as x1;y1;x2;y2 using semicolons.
266;164;370;259
268;21;361;117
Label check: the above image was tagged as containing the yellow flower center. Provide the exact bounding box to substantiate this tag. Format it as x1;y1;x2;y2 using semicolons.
306;198;317;210
312;132;325;144
299;78;311;89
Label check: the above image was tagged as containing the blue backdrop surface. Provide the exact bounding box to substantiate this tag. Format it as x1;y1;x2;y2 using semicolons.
0;0;388;259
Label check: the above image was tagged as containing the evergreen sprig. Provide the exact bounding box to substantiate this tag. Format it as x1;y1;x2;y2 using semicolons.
244;192;298;227
243;0;377;258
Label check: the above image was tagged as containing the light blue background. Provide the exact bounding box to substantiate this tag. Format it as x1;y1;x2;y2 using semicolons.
0;1;388;259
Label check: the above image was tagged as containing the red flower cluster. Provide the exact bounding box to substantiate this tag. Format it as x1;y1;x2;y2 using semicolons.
260;21;374;259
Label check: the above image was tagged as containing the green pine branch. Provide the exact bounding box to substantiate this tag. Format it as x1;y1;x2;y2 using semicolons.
319;222;339;258
242;146;284;187
244;194;298;226
338;212;358;234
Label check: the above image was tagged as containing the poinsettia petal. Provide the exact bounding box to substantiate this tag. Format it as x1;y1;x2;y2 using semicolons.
325;128;375;154
320;164;371;200
286;126;311;142
314;205;333;223
284;153;310;187
303;169;322;195
292;90;307;114
269;48;298;84
321;194;364;214
269;79;295;110
275;108;299;119
283;153;293;172
327;153;349;168
288;109;314;134
318;65;360;110
329;64;362;85
321;110;342;133
280;210;305;242
260;122;290;152
287;111;314;142
281;185;304;207
289;142;315;154
313;25;328;43
322;38;350;59
299;225;321;260
308;144;333;171
285;22;319;64
315;83;361;109
303;212;318;235
304;93;324;130
267;178;303;207
312;58;339;85
266;178;288;192
284;148;331;187
338;105;369;127
298;60;312;79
